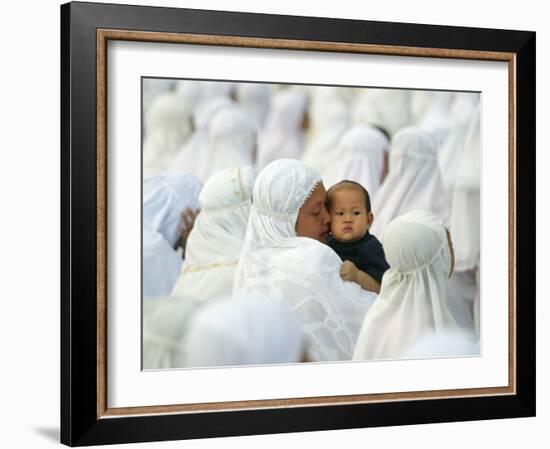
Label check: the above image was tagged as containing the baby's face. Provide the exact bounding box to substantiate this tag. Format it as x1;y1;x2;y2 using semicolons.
329;189;373;242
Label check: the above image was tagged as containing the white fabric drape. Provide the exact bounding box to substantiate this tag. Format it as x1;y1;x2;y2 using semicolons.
371;127;449;239
450;104;481;272
184;295;303;367
322;126;388;197
256;90;307;171
143;294;303;369
142;230;185;300
400;330;479;359
446;105;481;334
171;166;255;303
234;159;375;362
353;210;460;361
142;296;201;369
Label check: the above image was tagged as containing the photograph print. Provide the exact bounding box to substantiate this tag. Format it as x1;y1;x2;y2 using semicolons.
141;78;481;370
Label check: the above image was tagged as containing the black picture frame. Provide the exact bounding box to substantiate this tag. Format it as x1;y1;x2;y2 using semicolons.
61;1;535;446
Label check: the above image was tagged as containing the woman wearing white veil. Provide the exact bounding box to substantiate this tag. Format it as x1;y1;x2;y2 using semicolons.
301;91;351;178
234;159;375;362
143;91;194;176
171;166;254;303
322;126;389;197
447;105;481;335
235;82;270;132
437;93;480;205
371;127;449;239
171;97;234;177
194;106;257;182
142;173;201;300
255;89;307;171
353;210;461;361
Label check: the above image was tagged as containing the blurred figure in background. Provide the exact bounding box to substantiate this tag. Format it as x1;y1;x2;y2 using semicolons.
194;106;257;182
371;127;449;239
447;105;481;335
142;173;201;300
184;295;304;367
143;91;194;176
143;294;304;369
256;89;308;171
302;87;352;179
235;82;271;132
322;125;388;196
171;96;235;178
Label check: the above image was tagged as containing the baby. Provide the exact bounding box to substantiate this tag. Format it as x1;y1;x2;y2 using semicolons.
327;180;389;293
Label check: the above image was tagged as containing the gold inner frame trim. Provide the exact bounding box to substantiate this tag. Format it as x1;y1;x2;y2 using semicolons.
96;28;517;419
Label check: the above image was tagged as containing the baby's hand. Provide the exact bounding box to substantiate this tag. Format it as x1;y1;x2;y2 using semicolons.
340;261;358;283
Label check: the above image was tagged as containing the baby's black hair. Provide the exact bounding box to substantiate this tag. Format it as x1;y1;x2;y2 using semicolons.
327;180;371;213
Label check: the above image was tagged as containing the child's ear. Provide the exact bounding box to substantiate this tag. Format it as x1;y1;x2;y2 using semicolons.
367;212;374;228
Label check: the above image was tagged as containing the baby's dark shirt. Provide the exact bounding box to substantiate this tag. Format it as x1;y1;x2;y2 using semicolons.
328;232;390;284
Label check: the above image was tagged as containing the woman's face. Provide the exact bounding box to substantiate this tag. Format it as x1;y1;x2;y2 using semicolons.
295;183;331;243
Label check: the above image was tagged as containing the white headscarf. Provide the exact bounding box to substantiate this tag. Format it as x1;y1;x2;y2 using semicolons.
235;83;270;131
143;91;193;176
171;97;234;177
142;173;201;299
184;295;303;367
171;166;255;303
416;91;455;145
371;127;449;238
195;106;257;182
234;159;375;362
353;210;460;361
302;92;351;177
256;90;307;171
352;89;411;138
322;126;389;197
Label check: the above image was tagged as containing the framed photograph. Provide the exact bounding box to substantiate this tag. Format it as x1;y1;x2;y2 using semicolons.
61;1;535;446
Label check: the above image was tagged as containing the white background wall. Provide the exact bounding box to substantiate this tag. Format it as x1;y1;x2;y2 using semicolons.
0;0;545;447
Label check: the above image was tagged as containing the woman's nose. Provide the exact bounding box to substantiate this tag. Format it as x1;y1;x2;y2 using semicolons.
322;207;331;224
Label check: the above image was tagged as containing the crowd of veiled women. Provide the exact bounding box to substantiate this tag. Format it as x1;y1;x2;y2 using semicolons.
142;79;481;369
